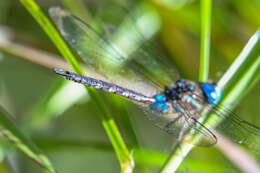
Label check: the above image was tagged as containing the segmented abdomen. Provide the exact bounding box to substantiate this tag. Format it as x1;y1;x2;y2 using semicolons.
63;70;155;103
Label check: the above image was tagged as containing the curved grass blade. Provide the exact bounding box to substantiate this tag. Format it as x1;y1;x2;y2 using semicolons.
19;0;134;172
160;29;260;173
0;106;56;173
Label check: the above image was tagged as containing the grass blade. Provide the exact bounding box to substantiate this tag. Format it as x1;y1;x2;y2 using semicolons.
160;30;260;173
19;0;134;172
0;106;56;173
199;0;212;81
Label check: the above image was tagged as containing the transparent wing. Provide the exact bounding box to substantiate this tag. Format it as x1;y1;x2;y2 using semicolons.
49;3;179;89
178;101;217;146
49;7;124;71
139;101;217;146
49;6;160;93
140;103;185;136
210;104;260;151
95;2;180;84
105;3;180;85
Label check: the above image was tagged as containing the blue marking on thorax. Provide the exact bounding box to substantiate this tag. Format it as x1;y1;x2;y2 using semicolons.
155;94;166;102
201;83;221;104
188;85;194;91
184;95;201;108
151;94;168;113
176;79;185;87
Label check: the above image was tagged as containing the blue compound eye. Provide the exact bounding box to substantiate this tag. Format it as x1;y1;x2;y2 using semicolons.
201;83;221;104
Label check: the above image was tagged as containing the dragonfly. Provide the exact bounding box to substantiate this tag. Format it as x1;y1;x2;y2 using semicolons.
50;5;260;149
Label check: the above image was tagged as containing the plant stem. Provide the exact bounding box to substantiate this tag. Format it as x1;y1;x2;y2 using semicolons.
199;0;212;82
0;106;56;173
160;30;260;173
19;0;134;172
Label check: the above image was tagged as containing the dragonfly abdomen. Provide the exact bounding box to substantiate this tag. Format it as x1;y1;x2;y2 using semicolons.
54;68;155;103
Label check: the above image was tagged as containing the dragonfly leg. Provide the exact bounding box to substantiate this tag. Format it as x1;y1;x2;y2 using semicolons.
163;114;183;133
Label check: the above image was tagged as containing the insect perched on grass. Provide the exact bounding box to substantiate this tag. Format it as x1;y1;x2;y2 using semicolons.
50;6;260;149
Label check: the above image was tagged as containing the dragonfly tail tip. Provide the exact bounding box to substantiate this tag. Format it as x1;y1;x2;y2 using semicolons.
54;68;65;75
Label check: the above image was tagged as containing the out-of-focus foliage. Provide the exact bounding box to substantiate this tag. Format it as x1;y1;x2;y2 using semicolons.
0;0;259;173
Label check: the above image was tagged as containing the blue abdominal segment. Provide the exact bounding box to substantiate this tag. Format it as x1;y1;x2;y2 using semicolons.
151;94;168;113
201;83;222;104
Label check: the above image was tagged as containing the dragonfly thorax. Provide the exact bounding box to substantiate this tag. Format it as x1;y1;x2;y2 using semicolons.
151;79;196;113
164;79;194;101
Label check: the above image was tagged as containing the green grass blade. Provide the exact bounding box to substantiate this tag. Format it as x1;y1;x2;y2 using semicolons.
132;148;234;172
160;29;260;173
132;148;167;166
0;106;56;173
19;0;82;74
199;0;212;81
19;0;134;172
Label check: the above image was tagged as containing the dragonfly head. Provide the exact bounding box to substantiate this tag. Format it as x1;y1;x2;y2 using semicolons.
199;82;221;104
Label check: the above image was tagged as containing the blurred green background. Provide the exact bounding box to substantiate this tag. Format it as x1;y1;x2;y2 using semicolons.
0;0;259;172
